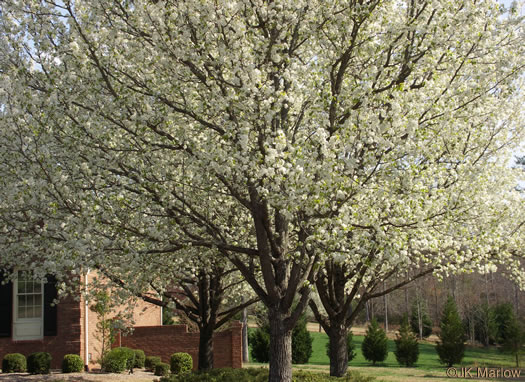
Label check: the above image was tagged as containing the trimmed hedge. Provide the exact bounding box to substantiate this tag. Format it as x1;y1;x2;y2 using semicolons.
145;355;162;372
158;368;374;382
155;362;171;376
170;352;192;375
133;349;146;368
62;354;84;373
102;347;135;373
27;352;52;374
2;353;27;373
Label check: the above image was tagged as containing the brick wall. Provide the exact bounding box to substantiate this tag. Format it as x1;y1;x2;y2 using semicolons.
0;295;82;369
114;322;243;369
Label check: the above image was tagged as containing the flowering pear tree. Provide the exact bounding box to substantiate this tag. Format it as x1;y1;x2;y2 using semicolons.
94;248;258;370
1;1;525;381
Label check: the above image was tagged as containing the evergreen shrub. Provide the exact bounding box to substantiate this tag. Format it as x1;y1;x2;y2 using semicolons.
133;349;146;368
394;316;419;366
145;355;162;372
436;296;466;367
2;353;26;373
27;352;52;374
170;352;192;375
62;354;84;373
361;319;388;365
155;362;170;376
102;347;135;373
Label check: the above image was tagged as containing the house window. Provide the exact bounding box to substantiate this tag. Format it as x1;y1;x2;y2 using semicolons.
13;272;44;341
17;275;43;319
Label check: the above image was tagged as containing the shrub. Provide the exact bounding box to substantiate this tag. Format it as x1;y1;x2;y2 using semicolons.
2;353;27;373
325;331;356;363
170;352;193;375
102;347;135;373
292;315;313;364
145;355;162;372
436;296;466;367
27;352;52;374
158;368;374;382
133;349;145;368
249;325;270;362
154;362;170;376
361;319;388;365
394;316;419;367
61;354;84;373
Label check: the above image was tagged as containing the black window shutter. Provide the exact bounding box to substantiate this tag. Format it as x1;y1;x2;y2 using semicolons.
43;275;57;336
0;275;12;338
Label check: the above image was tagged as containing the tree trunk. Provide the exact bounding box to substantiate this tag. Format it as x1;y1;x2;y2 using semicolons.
515;284;520;316
328;326;349;377
383;282;388;333
268;310;293;382
417;300;423;339
242;308;249;363
198;325;214;370
405;287;410;317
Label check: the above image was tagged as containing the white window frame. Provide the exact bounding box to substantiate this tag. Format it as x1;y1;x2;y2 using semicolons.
12;271;44;341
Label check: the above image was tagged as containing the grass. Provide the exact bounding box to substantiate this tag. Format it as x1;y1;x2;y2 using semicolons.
306;332;516;370
248;328;520;381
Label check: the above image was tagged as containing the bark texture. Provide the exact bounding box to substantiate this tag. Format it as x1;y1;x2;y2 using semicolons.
268;310;293;382
328;326;349;377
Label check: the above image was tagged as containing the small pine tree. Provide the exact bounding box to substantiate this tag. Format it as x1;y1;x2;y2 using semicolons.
249;324;270;363
362;318;388;365
292;315;313;364
501;317;525;367
410;299;433;339
395;315;419;367
492;303;516;344
436;296;466;367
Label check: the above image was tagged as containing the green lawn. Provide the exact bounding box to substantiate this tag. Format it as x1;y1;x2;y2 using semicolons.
307;332;516;370
248;329;520;381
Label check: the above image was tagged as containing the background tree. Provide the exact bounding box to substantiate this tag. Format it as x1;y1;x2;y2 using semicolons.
410;299;433;339
362;319;388;366
492;303;516;345
90;292;117;364
395;315;419;367
501;316;525;367
473;303;497;346
436;296;466;367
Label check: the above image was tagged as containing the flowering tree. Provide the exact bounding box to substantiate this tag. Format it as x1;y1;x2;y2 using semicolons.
1;1;525;381
94;249;257;370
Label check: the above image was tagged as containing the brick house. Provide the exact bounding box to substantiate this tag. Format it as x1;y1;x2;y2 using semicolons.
0;271;162;370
